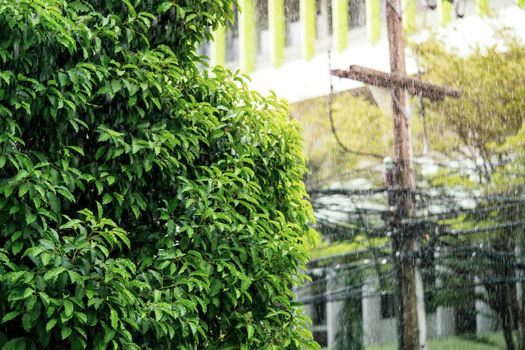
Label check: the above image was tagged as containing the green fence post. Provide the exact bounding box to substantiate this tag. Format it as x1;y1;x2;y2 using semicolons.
300;0;316;60
239;0;256;73
269;0;285;67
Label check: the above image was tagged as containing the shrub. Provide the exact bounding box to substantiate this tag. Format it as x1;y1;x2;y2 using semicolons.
0;1;318;349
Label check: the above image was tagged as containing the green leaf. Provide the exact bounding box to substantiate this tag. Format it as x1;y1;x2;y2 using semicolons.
107;175;116;185
158;2;174;13
74;311;87;325
9;287;33;302
110;308;118;329
167;219;175;234
25;212;37;225
2;338;26;350
1;311;20;323
247;324;254;339
44;267;65;281
62;327;72;340
67;146;84;156
111;80;122;94
11;241;23;255
18;183;30;197
11;231;22;242
102;193;112;205
154;308;162;321
46;319;58;332
123;0;137;17
39;292;51;307
22;312;32;332
58;72;68;86
64;299;74;317
68;270;84;285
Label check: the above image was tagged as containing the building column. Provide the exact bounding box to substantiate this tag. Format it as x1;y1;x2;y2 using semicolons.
435;250;455;337
438;0;453;26
210;26;226;66
475;277;498;333
436;307;456;336
362;277;381;345
416;268;428;349
318;0;330;39
326;269;344;348
239;0;256;73
300;0;317;59
268;0;285;67
332;0;349;52
402;0;416;32
366;0;381;44
477;0;489;17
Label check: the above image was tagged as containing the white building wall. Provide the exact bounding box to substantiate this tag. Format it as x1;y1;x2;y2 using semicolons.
246;6;525;103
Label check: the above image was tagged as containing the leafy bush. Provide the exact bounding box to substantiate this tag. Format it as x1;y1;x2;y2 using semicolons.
0;0;318;349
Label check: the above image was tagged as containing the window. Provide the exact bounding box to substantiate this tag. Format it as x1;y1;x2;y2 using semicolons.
349;0;366;28
380;293;396;319
311;274;327;325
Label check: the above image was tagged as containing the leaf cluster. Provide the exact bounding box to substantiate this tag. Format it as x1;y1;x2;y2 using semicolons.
0;1;318;349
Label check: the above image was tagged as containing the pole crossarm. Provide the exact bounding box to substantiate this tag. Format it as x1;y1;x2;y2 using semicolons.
331;65;461;101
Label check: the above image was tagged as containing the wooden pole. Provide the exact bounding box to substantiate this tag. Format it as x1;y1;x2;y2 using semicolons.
384;158;406;350
385;0;426;349
330;3;460;349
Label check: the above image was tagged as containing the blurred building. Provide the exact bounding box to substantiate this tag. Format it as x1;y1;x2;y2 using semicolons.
204;0;524;103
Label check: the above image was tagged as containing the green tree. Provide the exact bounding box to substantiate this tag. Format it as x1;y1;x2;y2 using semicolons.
0;0;318;349
291;91;392;187
414;37;525;350
414;37;525;183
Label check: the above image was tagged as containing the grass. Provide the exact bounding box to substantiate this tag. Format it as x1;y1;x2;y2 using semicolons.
365;332;510;350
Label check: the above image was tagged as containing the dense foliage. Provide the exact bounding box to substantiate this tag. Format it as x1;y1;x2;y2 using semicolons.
0;0;318;349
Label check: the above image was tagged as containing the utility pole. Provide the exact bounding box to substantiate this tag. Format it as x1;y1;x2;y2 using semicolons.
331;0;460;348
386;0;421;348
